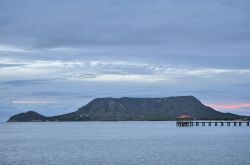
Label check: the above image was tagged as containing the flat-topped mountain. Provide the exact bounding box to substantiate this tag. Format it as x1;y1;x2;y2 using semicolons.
7;96;245;122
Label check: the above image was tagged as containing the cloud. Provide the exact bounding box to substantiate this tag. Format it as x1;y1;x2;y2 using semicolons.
0;44;30;53
207;102;250;116
0;0;250;120
12;99;57;104
1;57;250;85
0;78;62;87
0;0;249;50
0;63;25;68
1;57;250;84
208;103;250;110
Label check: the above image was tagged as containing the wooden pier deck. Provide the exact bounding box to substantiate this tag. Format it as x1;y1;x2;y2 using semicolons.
176;121;250;127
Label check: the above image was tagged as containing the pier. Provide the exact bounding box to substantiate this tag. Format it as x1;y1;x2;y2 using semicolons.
176;121;250;127
176;114;249;127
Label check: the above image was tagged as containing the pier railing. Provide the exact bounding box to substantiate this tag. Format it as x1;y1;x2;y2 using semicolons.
176;121;250;127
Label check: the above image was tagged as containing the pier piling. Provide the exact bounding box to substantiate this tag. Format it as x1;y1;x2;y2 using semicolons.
177;121;250;127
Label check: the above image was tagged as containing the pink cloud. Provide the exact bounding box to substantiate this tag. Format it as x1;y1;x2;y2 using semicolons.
207;103;250;111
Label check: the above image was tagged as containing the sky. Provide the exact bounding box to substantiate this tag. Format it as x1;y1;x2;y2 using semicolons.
0;0;250;121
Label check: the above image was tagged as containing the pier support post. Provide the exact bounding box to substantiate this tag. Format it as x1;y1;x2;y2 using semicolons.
177;120;249;127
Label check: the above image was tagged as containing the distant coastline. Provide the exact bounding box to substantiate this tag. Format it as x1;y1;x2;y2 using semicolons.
7;96;249;122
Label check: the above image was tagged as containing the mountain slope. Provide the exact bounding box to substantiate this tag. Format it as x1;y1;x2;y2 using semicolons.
7;96;244;122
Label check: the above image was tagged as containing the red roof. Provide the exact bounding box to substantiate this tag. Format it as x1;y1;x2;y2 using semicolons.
176;115;193;119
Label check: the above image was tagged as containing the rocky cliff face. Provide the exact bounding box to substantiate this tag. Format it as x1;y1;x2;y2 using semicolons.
7;96;243;122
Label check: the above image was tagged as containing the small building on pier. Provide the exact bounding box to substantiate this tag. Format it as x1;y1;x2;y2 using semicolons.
176;115;193;126
176;115;193;121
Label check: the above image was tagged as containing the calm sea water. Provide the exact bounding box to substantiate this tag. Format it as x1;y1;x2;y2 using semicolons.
0;121;250;165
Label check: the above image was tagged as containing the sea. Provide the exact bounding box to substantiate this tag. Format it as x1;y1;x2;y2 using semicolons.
0;121;249;165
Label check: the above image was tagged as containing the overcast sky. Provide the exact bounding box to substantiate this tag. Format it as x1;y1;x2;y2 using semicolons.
0;0;250;121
